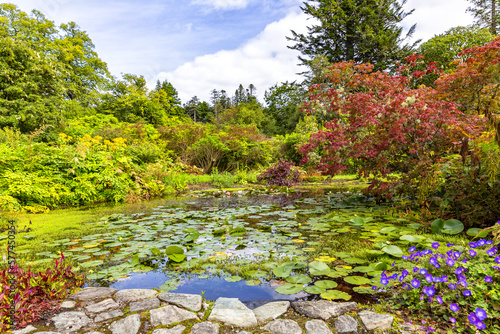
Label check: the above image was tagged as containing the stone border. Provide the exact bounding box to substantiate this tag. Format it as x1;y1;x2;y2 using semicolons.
13;288;422;334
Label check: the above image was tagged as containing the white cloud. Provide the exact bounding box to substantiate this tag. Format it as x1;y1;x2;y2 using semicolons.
154;9;310;103
191;0;250;10
402;0;474;44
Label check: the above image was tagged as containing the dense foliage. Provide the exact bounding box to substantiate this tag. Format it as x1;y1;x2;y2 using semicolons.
0;254;85;331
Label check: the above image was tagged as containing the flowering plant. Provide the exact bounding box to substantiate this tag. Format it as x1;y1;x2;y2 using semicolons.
374;238;500;333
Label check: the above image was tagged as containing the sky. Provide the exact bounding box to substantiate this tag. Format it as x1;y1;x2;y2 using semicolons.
9;0;475;103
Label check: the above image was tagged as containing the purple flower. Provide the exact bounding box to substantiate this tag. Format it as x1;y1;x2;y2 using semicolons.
449;317;456;324
476;321;487;330
446;258;455;267
485;275;493;283
413;267;419;273
424;286;435;296
429;257;438;266
455;267;465;275
453;251;461;258
409;246;417;252
487;247;498;256
495;256;500;264
433;276;443;283
425;274;433;283
436;295;443;304
401;269;409;277
463;290;472;296
469;250;477;257
442;275;448;282
458;279;468;288
475;308;487;321
381;278;389;286
450;303;459;312
447;243;455;247
468;312;479;325
419;268;428;275
411;279;421;288
448;283;456;290
486;240;494;245
432;242;440;249
477;239;486;247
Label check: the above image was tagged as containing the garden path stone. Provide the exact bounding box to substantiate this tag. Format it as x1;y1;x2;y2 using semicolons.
68;287;117;301
149;305;198;327
158;292;202;312
129;297;160;312
252;301;290;322
291;301;357;320
305;319;333;334
334;315;358;334
109;314;141;334
12;325;37;334
61;301;76;309
94;309;124;322
358;311;394;331
151;325;186;334
51;312;90;332
191;322;220;334
85;332;102;334
85;298;120;314
208;297;257;328
114;289;158;304
262;319;302;334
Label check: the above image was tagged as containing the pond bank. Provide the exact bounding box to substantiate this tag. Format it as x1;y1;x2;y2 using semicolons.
15;287;421;334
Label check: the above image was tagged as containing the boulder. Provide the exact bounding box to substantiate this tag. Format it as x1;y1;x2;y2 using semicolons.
208;297;257;328
291;300;357;320
149;305;198;327
262;319;302;334
158;292;202;312
109;314;141;334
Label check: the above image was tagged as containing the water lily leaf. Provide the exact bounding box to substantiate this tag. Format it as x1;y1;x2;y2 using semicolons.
308;261;331;276
273;263;295;278
381;245;403;258
349;217;365;225
245;279;261;286
321;290;351;301
168;254;186;262
467;228;481;236
225;276;242;282
286;275;312;284
275;283;303;295
353;266;375;273
165;246;184;255
314;280;338;289
431;219;445;235
353;286;375;294
326;270;347;278
184;231;200;243
344;276;371;285
304;285;326;294
249;270;268;278
213;229;226;236
229;227;247;236
442;219;464;235
343;257;367;264
400;235;425;243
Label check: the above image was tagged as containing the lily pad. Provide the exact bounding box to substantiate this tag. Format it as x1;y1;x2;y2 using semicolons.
286;275;312;284
344;276;371;285
275;283;303;295
308;261;331;276
321;290;352;301
381;245;403;258
225;276;242;282
314;280;338;289
304;285;326;294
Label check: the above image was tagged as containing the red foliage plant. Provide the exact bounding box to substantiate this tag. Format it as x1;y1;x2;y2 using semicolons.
300;60;484;200
0;253;85;331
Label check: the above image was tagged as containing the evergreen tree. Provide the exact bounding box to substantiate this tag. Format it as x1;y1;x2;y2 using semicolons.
287;0;418;71
467;0;500;35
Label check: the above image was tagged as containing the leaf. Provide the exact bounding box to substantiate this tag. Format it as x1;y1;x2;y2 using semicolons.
165;246;184;255
349;217;365;225
150;247;162;256
381;245;403;258
431;218;445;235
167;254;186;262
467;228;481;236
245;279;261;286
442;219;464;235
344;276;371;285
275;283;303;295
304;285;326;294
321;290;351;301
314;280;338;289
272;262;296;278
308;261;331;276
400;235;425;243
374;262;388;271
225;276;242;282
353;286;376;294
286;275;312;284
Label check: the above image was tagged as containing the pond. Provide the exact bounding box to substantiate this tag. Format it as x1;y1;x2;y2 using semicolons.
25;186;423;303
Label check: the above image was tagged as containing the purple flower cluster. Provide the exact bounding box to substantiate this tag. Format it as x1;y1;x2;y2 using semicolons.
376;239;499;332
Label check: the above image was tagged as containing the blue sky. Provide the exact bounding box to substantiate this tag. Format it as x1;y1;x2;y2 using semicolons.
10;0;474;103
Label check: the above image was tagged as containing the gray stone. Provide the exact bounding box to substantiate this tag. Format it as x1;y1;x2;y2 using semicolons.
237;332;252;334
94;309;124;322
61;301;76;309
262;319;302;334
68;287;117;301
208;297;257;328
114;289;158;304
158;292;202;312
129;297;160;312
51;312;90;332
31;332;60;334
150;305;198;327
85;332;103;334
358;311;394;331
109;314;141;334
191;322;220;334
85;298;120;314
12;325;37;334
335;315;358;334
151;325;186;334
252;301;290;322
305;319;333;334
291;301;357;321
